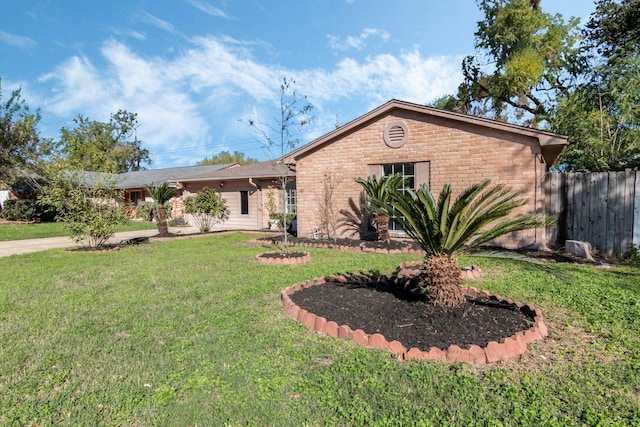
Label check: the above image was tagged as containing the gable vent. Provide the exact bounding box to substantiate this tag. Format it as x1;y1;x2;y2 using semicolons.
383;121;409;148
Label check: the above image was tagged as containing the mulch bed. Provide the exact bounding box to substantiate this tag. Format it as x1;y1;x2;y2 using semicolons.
290;279;534;351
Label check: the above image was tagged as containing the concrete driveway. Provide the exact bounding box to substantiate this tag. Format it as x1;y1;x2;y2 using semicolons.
0;226;201;257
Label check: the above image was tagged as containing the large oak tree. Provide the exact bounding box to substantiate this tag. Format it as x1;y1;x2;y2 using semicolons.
57;110;151;173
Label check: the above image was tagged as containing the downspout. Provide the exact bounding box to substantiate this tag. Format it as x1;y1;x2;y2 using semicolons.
249;178;262;228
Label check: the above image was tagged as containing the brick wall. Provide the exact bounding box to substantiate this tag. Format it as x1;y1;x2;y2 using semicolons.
295;110;544;248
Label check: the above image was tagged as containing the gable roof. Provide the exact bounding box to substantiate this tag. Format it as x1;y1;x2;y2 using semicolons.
116;163;237;188
285;99;568;165
66;163;238;189
174;160;292;182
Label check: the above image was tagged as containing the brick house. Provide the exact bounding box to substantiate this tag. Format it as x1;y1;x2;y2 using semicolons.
283;99;568;248
174;161;294;231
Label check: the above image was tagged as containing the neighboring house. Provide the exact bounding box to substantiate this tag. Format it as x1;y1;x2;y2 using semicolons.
284;99;568;248
115;164;238;205
67;164;238;213
0;189;8;209
173;161;294;231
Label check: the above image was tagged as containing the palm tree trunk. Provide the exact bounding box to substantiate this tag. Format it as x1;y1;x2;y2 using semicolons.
423;254;466;307
374;213;390;242
157;205;169;235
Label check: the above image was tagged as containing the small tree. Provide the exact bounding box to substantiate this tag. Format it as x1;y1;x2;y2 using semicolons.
382;179;553;307
40;171;129;248
144;182;177;235
355;174;405;243
316;173;340;241
248;77;312;252
184;187;229;232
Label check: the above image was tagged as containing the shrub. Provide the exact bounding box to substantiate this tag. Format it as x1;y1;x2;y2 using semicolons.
39;172;130;247
184;188;229;232
168;217;186;227
0;199;38;221
270;213;296;230
135;201;155;220
0;199;58;222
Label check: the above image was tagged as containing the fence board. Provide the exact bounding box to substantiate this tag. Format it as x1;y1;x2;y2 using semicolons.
605;172;620;257
635;173;640;249
544;170;638;258
591;173;608;252
620;170;636;256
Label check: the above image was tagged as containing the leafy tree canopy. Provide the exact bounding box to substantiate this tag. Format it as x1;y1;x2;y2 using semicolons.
56;110;151;173
196;150;258;166
0;79;51;186
433;0;583;127
584;0;640;60
552;0;640;171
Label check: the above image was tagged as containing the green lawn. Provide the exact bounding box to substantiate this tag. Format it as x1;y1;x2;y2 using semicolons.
0;220;158;241
0;233;638;426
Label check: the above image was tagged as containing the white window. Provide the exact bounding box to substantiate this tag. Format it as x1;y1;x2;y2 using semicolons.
285;181;296;214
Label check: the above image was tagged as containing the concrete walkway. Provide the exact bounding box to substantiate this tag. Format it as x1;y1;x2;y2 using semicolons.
0;226;201;257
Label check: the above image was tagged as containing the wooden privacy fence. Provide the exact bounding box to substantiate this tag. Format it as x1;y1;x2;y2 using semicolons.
544;170;640;258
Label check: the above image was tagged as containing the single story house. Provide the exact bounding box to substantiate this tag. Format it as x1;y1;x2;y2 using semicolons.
171;99;567;248
34;99;567;248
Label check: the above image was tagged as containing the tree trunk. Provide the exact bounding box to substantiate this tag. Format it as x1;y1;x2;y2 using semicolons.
374;213;390;243
422;254;466;307
157;205;169;235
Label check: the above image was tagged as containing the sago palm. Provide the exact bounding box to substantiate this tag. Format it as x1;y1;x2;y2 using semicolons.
355;173;404;242
384;179;553;307
144;182;177;235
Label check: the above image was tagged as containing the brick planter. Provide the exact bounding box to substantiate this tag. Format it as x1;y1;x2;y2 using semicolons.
281;276;547;364
256;251;311;265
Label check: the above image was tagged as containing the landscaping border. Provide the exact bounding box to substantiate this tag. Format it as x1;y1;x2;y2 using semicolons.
281;276;548;364
256;251;311;265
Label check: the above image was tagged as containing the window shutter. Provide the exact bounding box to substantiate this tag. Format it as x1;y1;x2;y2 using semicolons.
415;161;430;188
368;164;382;178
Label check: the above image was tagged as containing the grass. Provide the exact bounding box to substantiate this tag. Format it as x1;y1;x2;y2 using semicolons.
0;220;158;241
0;233;639;426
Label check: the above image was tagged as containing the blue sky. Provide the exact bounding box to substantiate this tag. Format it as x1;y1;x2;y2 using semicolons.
2;0;595;169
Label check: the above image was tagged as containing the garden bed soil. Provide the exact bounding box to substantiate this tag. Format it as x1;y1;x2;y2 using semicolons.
290;279;534;351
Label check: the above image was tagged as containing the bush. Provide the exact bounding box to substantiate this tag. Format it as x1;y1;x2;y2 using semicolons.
168;217;186;226
184;188;229;232
270;213;296;230
39;172;130;247
135;201;155;220
0;199;37;221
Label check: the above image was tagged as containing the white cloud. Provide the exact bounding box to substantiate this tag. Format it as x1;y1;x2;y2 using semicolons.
0;31;37;50
109;28;146;41
141;12;177;34
327;28;390;52
184;0;230;19
299;48;462;108
34;36;462;167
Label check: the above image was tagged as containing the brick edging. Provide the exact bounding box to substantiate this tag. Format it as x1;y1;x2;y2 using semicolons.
255;251;311;265
251;238;426;255
281;276;548;364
